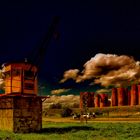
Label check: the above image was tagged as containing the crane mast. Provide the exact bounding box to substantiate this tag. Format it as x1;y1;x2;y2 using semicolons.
28;16;60;76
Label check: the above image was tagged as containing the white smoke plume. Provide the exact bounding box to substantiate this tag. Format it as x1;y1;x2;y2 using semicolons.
51;88;70;95
60;53;140;87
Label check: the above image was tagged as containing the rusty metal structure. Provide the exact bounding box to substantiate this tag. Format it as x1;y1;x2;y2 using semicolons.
86;92;92;107
99;93;108;107
79;92;95;108
94;94;100;107
124;88;128;105
90;92;95;107
117;87;126;106
111;88;118;106
127;90;131;105
79;92;84;108
130;84;138;106
137;85;140;105
79;84;140;109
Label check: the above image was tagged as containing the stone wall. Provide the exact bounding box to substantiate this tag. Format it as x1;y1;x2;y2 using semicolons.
0;96;42;133
0;97;13;131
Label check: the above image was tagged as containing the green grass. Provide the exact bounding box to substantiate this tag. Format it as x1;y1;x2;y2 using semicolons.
1;122;140;140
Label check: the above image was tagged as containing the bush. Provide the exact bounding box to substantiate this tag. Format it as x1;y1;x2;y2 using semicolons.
61;107;73;117
49;103;62;109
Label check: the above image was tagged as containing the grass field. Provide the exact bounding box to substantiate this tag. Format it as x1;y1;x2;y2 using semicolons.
1;121;140;140
1;106;140;140
43;105;140;118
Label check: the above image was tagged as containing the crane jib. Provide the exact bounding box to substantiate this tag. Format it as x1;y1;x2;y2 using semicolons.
27;16;60;78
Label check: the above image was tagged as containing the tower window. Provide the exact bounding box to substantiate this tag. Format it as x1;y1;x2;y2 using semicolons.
12;69;20;76
24;83;34;90
24;70;34;80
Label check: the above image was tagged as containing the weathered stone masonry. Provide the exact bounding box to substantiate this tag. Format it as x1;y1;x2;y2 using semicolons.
0;96;42;133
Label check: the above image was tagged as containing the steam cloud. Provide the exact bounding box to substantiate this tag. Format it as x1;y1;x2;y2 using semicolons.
60;53;140;87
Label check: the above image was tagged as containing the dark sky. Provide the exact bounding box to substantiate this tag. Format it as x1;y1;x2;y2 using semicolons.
0;1;140;95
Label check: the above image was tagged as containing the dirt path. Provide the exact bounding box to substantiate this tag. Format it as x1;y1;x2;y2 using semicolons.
43;117;140;123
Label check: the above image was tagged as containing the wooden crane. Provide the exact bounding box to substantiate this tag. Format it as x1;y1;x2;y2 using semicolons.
2;16;60;96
